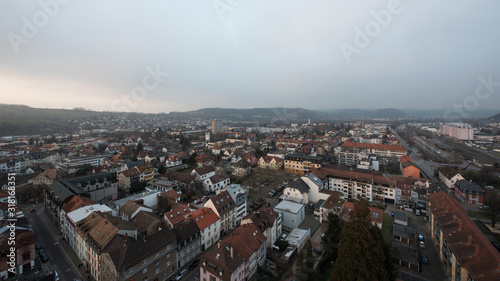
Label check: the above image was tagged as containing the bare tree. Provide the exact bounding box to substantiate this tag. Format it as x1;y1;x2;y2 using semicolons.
484;189;500;228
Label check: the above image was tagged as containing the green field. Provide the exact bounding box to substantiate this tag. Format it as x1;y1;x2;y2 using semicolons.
474;220;500;243
467;210;490;220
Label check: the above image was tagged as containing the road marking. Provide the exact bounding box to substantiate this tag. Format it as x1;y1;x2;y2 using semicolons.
54;242;60;245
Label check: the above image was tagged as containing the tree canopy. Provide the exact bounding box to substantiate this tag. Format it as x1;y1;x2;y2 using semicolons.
332;199;393;281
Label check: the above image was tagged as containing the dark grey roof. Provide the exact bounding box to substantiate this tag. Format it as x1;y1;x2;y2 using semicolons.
394;211;408;223
172;219;200;245
455;180;484;194
288;178;310;194
47;182;74;202
284;153;324;163
392;224;416;241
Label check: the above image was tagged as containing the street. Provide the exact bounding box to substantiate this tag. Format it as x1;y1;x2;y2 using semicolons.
21;202;84;281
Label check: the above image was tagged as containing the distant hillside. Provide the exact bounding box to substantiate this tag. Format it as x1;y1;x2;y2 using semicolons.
319;108;407;120
490;112;500;121
0;104;152;136
168;107;320;121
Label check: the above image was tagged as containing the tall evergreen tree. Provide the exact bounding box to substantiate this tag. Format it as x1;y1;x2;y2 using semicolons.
296;240;316;281
332;199;392;281
321;213;342;262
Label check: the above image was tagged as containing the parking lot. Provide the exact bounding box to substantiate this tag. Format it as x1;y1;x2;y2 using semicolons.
385;205;448;281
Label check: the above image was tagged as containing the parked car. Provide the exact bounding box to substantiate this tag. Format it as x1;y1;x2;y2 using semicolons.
418;234;424;241
39;249;49;263
491;241;500;252
188;259;199;270
419;241;425;248
35;242;42;250
421;255;429;264
29;208;35;212
175;269;188;280
313;248;323;255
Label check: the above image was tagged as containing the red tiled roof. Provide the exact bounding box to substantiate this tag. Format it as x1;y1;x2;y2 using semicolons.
164;204;192;226
428;192;500;280
61;195;96;213
341;141;406;152
188;207;220;230
399;155;414;164
160;189;180;200
223;223;266;260
342;201;383;225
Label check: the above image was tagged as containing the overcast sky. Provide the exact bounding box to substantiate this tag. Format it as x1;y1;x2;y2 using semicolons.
1;0;500;113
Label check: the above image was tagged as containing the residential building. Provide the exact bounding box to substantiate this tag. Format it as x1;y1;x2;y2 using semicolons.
188;207;221;251
164;204;193;228
399;155;420;178
313;166;397;204
130;210;163;237
60;195;96;238
211;119;223;135
173;219;201;268
232;159;251;177
454;180;484;207
342;201;383;228
203;173;230;193
438;166;465;189
284;154;324;175
273;200;305;230
204;191;237;235
118;168;140;192
61;172;118;204
118;164;153;192
241;207;282;247
224;223;267;278
441;123;474;140
319;191;344;223
339;141;406;158
75;212;138;278
257;156;283;170
337;151;360;166
427;192;500;280
57;155;106;174
100;228;177;281
283;178;310;204
191;166;216;182
119;200;153;221
222;184;247;224
45;182;75;228
28;168;62;185
200;243;245;281
0;227;36;277
65;204;112;253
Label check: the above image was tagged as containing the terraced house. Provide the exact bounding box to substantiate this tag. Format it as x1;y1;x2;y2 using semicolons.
100;228;177;281
427;192;500;280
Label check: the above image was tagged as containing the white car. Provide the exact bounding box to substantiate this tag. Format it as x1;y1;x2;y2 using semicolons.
175;269;188;280
419;241;425;248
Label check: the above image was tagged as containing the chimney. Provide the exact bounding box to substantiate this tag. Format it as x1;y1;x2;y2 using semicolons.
458;222;463;231
475;244;480;255
218;241;220;248
143;236;147;243
230;247;233;258
468;235;472;244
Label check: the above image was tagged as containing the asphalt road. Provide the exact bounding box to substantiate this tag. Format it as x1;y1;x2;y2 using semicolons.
22;203;82;281
385;205;448;281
